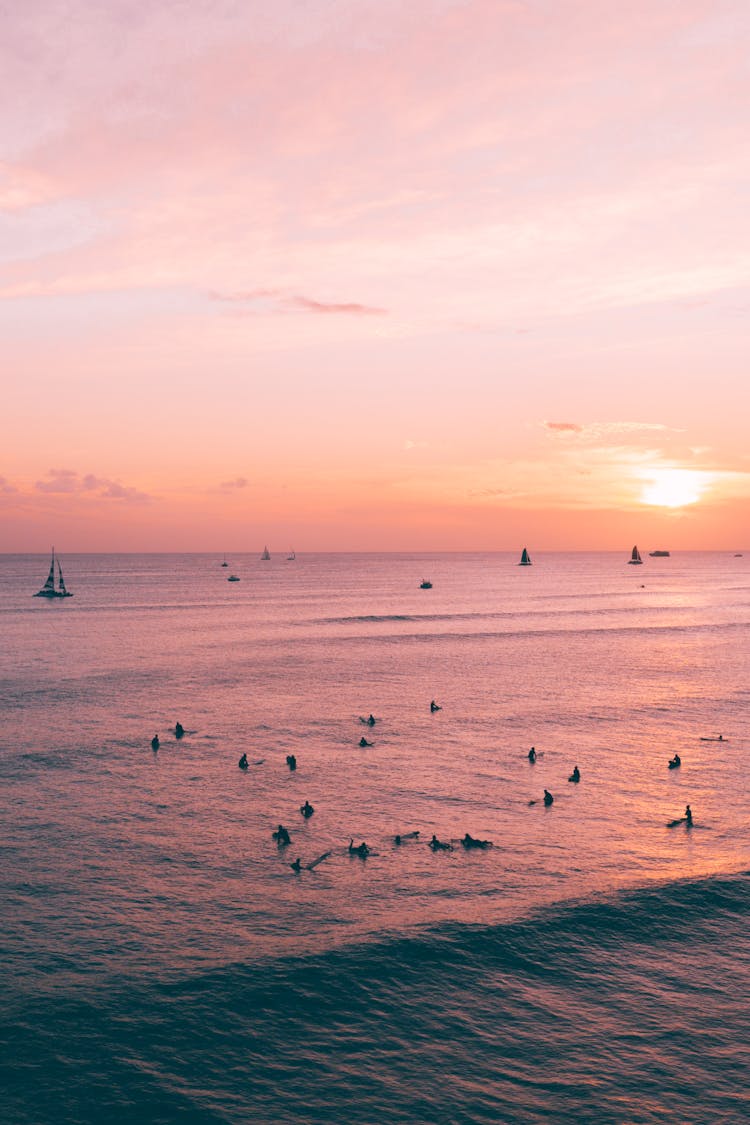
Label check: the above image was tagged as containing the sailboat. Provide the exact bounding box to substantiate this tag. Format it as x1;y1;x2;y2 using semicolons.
221;556;228;567
628;545;643;565
260;546;271;561
33;549;73;598
287;548;296;561
518;547;532;566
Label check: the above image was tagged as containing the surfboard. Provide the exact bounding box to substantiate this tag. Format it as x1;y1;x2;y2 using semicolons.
305;851;331;871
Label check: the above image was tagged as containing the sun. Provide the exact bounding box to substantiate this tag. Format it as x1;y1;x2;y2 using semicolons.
640;468;708;509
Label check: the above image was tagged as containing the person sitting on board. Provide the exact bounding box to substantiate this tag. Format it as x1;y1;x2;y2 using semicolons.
429;835;453;851
543;789;554;807
394;831;420;845
685;804;693;827
359;737;372;748
273;824;291;846
238;753;248;770
568;766;580;783
348;838;370;857
290;858;302;873
528;747;536;763
300;800;314;818
151;734;160;752
175;722;184;739
462;833;491;849
430;700;441;712
668;753;681;769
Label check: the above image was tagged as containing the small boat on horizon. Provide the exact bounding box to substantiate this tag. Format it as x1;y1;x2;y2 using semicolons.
628;545;643;565
33;549;73;598
518;547;532;566
227;574;240;582
221;556;228;567
420;579;433;589
649;550;670;557
261;546;271;561
287;548;296;561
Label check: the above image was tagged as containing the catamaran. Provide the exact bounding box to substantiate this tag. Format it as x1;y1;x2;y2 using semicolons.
33;549;73;598
518;547;532;566
628;545;643;565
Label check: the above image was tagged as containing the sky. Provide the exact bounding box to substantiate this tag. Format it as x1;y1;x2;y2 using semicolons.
2;0;749;551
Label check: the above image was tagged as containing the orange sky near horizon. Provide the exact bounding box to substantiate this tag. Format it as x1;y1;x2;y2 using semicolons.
1;1;749;552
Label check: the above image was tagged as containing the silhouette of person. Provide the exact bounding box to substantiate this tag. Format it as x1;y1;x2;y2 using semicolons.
290;858;302;873
528;747;536;763
685;805;693;827
286;754;297;771
175;722;184;739
359;737;372;748
151;735;160;752
430;835;452;851
669;754;681;769
300;800;314;818
273;824;291;846
543;789;554;806
430;700;441;712
238;753;248;770
569;766;580;783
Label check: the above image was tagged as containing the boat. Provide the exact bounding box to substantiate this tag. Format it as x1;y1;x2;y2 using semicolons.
420;579;433;589
287;548;296;561
33;549;73;598
518;547;532;566
221;556;228;567
227;574;241;582
628;545;643;565
649;550;670;557
261;546;271;561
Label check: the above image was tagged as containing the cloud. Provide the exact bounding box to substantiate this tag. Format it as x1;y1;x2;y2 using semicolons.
0;475;18;493
543;420;674;441
35;469;151;503
209;289;385;316
543;422;583;434
219;476;248;490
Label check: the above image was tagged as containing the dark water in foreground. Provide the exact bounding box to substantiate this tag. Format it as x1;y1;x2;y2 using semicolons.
1;552;749;1121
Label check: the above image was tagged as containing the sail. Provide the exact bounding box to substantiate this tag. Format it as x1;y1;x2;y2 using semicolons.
57;560;67;595
42;553;56;591
261;546;271;560
519;547;532;566
629;545;643;564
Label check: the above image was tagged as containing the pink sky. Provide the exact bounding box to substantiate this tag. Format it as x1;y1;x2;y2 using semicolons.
2;0;749;550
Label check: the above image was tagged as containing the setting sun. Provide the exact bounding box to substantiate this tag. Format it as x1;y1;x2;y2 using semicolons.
640;468;709;509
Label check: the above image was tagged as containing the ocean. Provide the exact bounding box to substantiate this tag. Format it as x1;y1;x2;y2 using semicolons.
1;551;748;1123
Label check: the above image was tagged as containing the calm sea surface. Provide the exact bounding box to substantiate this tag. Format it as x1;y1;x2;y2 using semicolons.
1;551;749;1123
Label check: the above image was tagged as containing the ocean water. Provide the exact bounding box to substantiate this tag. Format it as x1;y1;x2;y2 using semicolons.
1;551;749;1123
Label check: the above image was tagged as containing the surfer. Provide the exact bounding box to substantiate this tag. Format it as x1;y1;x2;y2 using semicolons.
359;737;372;748
430;700;441;712
568;766;580;783
359;714;376;726
348;838;370;858
151;734;160;752
394;831;419;845
685;804;693;827
175;722;184;739
300;800;314;818
528;747;536;763
273;824;291;847
286;754;297;771
462;833;491;849
543;789;554;807
238;753;248;770
668;753;681;769
429;835;453;851
290;858;302;873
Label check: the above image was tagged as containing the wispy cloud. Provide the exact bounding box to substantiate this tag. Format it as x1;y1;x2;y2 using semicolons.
209;289;385;316
543;420;672;439
0;475;18;493
35;469;152;503
219;476;248;490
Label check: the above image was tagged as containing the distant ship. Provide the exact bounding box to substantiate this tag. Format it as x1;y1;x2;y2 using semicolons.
227;574;241;582
518;547;532;566
628;546;643;565
33;549;73;598
420;579;433;589
261;546;271;561
287;548;296;561
649;550;670;557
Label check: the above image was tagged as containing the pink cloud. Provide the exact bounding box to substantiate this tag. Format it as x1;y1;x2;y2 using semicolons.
35;469;151;503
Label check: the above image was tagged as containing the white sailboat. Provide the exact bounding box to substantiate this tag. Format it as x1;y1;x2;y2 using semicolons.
628;545;643;565
33;549;73;598
261;546;271;560
287;548;296;561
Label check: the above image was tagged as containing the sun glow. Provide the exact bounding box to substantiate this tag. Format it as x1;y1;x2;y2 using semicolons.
640;468;709;509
